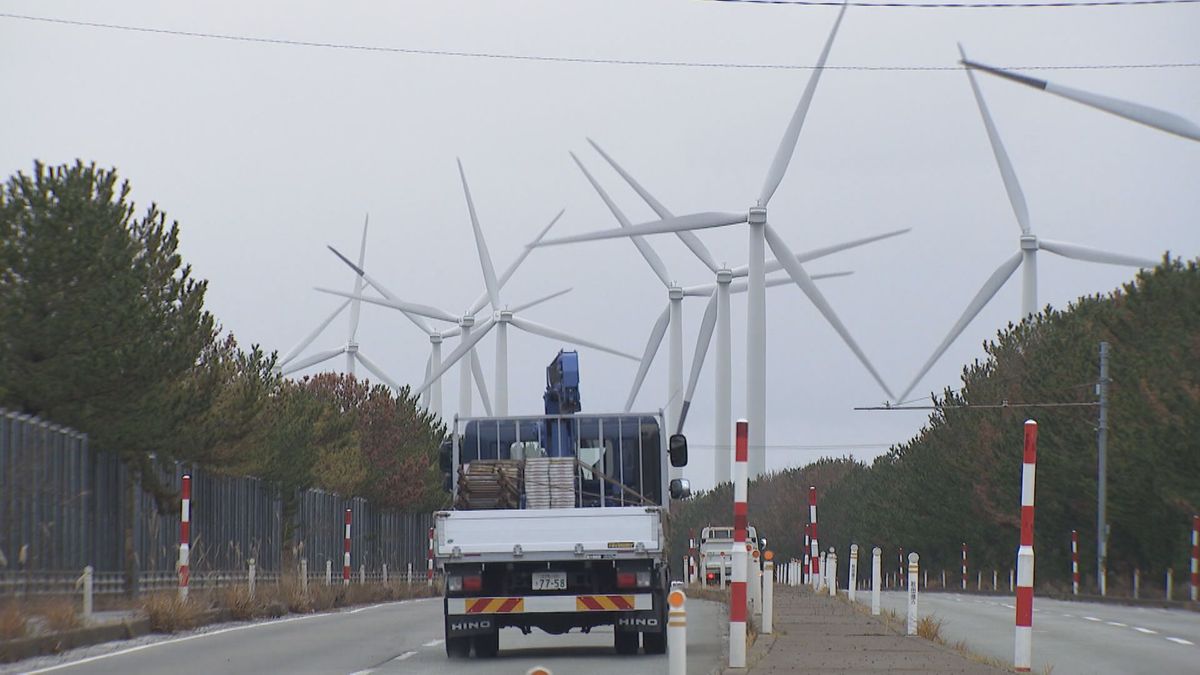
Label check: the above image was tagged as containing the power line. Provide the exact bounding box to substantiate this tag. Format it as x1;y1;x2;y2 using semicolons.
855;401;1100;410
2;12;1196;72
707;0;1200;6
690;442;894;449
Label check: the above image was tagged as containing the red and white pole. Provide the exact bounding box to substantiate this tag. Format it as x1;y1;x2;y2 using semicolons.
1190;514;1198;602
1071;530;1080;595
961;543;968;591
343;508;352;586
803;524;810;586
729;419;749;668
178;474;191;601
1015;420;1038;672
809;486;820;590
689;529;698;584
898;547;905;590
427;526;435;586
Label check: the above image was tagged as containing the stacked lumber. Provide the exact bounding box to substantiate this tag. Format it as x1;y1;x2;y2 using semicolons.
455;460;522;510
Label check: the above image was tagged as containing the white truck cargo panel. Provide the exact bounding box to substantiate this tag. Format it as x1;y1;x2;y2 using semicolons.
436;506;662;557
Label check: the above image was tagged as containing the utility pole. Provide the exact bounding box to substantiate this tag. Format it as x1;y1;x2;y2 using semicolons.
1097;341;1110;595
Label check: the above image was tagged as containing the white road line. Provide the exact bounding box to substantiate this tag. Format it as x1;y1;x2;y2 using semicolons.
348;603;388;614
1002;604;1015;610
393;651;418;661
422;639;445;648
1133;627;1157;634
1062;614;1074;618
23;613;331;673
348;670;374;675
1083;616;1102;622
1106;621;1127;627
1165;637;1194;646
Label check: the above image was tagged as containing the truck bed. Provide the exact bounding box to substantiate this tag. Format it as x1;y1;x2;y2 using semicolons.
435;506;663;563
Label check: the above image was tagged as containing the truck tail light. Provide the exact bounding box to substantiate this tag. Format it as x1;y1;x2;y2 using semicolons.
463;575;483;592
706;572;716;582
617;572;637;589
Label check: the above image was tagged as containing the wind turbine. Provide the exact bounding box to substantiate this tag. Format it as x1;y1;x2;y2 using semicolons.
894;46;1160;404
320;198;566;419
409;161;640;407
960;57;1200;143
536;3;895;477
277;214;422;391
582;137;909;484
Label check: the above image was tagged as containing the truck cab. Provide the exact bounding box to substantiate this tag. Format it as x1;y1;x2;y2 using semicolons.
435;410;689;657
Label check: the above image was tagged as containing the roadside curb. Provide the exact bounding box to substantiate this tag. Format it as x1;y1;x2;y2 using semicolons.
0;617;151;663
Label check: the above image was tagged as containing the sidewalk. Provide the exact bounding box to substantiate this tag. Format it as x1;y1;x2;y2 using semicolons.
727;586;1006;673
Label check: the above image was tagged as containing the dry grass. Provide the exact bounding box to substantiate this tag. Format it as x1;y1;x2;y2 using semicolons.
141;593;206;633
32;597;81;633
916;614;944;642
1;602;27;641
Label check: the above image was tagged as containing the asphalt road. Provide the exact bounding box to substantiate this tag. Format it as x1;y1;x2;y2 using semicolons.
876;590;1199;674
8;597;726;675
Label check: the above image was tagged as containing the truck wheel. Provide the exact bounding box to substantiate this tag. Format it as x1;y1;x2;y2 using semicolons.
473;629;500;658
614;630;639;655
445;636;471;658
642;629;666;654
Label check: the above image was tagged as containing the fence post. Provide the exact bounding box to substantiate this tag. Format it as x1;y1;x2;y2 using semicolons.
326;559;332;586
762;552;774;634
749;544;761;621
668;584;687;675
383;564;388;586
81;565;93;621
1166;568;1172;601
248;558;257;598
848;544;859;602
720;553;727;589
301;558;308;594
907;553;919;636
1071;530;1080;595
993;569;998;591
407;562;413;584
941;569;945;589
179;474;191;601
728;419;749;669
803;524;810;587
1014;419;1038;672
828;549;838;597
343;509;352;586
360;564;365;585
871;546;881;615
923;569;927;590
1009;568;1014;593
1133;569;1140;599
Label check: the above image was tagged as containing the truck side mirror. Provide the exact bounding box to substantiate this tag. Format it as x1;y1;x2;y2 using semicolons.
669;478;691;500
438;439;453;474
668;434;688;468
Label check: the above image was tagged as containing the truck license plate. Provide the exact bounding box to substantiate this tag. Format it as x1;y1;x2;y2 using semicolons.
532;572;567;591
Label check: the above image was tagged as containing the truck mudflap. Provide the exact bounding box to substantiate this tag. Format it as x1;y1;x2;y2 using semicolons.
447;593;653;615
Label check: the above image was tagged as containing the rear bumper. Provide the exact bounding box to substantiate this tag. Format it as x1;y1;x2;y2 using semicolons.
447;593;653;615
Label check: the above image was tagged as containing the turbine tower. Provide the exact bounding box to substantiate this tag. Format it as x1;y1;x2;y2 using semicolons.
894;46;1160;404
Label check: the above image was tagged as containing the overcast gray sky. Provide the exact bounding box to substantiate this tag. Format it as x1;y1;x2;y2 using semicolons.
3;0;1197;490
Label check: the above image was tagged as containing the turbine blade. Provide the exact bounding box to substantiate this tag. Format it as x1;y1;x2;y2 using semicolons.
348;213;369;342
896;251;1023;403
315;287;459;324
442;326;462;339
414;318;496;397
327;245;433;335
764;224;895;400
458;159;502;310
508;316;639;362
960;44;1032;235
355;352;402;391
469;209;566;316
678;292;719;434
731;228;910;278
278;299;351;367
962;58;1200;143
282;346;347;376
536;212;747;247
587;138;720;273
625;305;671;412
471;350;493;416
1037;239;1158;268
571;152;672;288
758;1;849;207
509;287;572;314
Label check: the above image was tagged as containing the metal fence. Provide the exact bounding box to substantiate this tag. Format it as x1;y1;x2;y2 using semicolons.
0;408;432;595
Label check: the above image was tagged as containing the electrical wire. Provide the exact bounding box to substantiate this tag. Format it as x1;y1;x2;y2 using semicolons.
1;12;1196;71
706;0;1200;6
